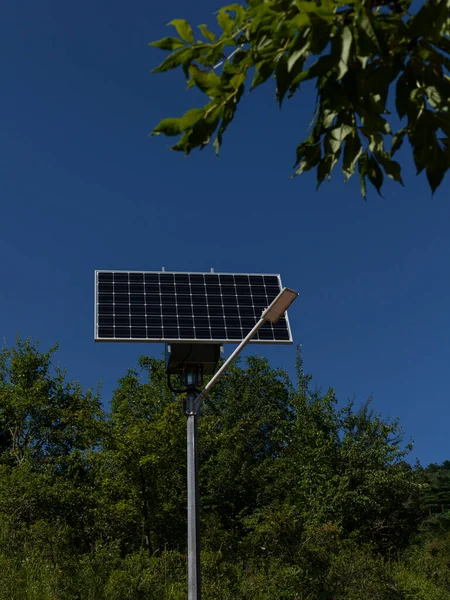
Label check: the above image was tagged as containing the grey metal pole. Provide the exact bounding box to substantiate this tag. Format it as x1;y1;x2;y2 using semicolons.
186;392;201;600
182;288;298;599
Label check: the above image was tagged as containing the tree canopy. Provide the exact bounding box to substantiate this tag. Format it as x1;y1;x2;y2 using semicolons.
1;337;450;598
150;0;450;198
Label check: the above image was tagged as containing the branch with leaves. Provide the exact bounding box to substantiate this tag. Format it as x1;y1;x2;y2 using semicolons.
150;0;450;198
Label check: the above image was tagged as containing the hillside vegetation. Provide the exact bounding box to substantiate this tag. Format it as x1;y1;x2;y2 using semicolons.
0;338;449;599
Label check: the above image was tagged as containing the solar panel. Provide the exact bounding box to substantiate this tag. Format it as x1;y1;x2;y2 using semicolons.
94;271;293;344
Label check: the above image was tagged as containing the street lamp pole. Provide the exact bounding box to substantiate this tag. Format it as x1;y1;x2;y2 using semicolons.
185;391;201;600
185;288;298;600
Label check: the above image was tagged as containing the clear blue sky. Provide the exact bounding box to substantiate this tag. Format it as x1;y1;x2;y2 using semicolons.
1;0;449;467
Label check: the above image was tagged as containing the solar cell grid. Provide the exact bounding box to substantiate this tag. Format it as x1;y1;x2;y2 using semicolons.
95;271;293;344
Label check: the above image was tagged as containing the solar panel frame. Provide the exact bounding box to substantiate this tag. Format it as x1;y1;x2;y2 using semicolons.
94;270;294;345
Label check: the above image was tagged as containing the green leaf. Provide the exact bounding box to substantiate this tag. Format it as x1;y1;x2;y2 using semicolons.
276;55;290;106
181;107;206;128
358;154;368;199
367;155;384;195
331;124;353;142
365;64;397;111
326;124;353;155
337;26;352;80
149;37;186;51
152;117;185;136
152;108;206;139
322;109;337;129
199;24;216;42
189;65;222;96
217;8;234;34
213;83;245;155
290;55;334;88
360;110;391;134
230;71;247;91
294;0;335;21
168;19;194;44
308;14;332;55
151;47;195;74
153;44;211;78
395;72;411;120
425;85;442;109
287;45;309;73
176;119;217;153
342;133;362;181
357;10;380;54
316;152;339;188
317;145;342;188
294;144;321;175
410;0;448;42
375;153;404;184
410;113;436;175
390;129;407;157
425;139;449;194
204;104;223;125
251;60;275;89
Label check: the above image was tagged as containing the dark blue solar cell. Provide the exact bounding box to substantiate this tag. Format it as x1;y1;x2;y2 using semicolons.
114;304;130;314
175;284;190;294
189;274;205;284
227;328;242;339
147;327;163;338
131;315;146;326
147;316;162;327
115;315;130;327
129;273;144;283
98;327;114;337
219;275;234;285
257;329;274;340
179;327;195;338
131;328;147;338
163;316;178;328
130;305;146;315
164;328;179;338
98;282;113;293
160;273;175;284
115;327;131;338
98;315;113;326
144;273;159;283
210;328;226;338
195;329;211;339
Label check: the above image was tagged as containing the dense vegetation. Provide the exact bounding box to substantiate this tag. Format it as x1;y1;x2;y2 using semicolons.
0;337;449;599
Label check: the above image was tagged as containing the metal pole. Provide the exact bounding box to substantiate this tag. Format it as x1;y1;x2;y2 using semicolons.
186;392;201;600
182;288;298;598
184;317;267;599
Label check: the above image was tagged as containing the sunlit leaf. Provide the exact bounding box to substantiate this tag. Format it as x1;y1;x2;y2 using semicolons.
168;19;194;44
149;37;186;51
337;26;352;80
199;24;216;42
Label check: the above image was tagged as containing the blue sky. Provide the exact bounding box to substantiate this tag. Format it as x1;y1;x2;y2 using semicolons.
1;0;449;467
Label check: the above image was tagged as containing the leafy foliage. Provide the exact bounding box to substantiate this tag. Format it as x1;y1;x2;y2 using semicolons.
0;338;449;598
150;0;450;197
